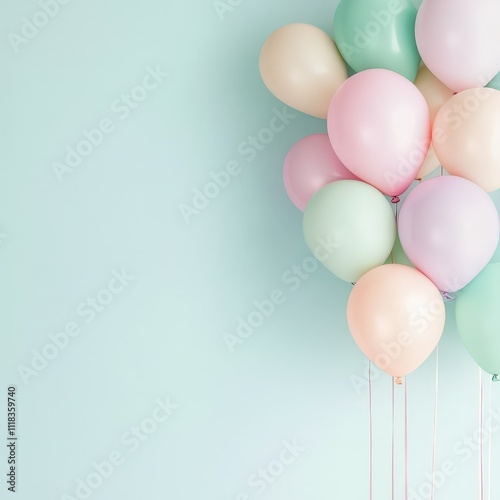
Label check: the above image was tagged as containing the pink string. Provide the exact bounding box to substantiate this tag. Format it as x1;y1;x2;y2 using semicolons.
405;377;408;500
431;347;439;500
479;368;484;500
369;361;373;500
392;377;395;500
488;377;492;500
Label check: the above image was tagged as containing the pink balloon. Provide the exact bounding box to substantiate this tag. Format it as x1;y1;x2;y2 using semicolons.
398;176;499;293
283;134;358;211
416;0;500;93
328;69;431;197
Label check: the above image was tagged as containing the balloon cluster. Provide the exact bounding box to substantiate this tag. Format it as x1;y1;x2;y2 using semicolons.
259;0;500;381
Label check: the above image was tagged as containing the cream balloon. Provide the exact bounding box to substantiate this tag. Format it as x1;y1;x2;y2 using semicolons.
433;88;500;191
414;65;454;179
347;264;445;378
259;24;347;119
416;147;441;180
415;65;454;123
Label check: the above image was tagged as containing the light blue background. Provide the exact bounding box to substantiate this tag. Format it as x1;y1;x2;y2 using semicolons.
1;0;500;499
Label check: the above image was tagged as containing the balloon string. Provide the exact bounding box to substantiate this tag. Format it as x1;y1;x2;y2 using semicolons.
369;361;373;500
390;201;398;264
431;347;439;500
405;377;408;500
480;368;484;500
392;377;395;500
488;376;492;500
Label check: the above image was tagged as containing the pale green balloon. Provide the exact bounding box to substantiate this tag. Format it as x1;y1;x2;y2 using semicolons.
384;232;413;267
303;180;396;282
456;263;500;377
486;72;500;90
333;0;420;81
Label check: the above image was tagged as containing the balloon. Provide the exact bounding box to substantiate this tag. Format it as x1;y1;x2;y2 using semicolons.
303;180;396;282
398;176;499;292
456;264;500;377
327;69;430;196
415;147;440;180
414;64;454;179
283;134;358;211
333;0;420;81
414;65;454;123
415;0;500;92
347;264;445;378
433;88;500;192
259;24;347;119
487;71;500;91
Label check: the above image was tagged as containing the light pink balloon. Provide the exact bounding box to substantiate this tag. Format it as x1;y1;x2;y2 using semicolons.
415;0;500;92
283;134;358;211
328;69;431;197
398;176;499;293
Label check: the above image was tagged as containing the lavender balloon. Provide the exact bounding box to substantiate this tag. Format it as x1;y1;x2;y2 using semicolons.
398;176;499;293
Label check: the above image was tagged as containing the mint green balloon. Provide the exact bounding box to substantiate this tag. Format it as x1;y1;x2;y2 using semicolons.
487;72;500;90
333;0;420;81
456;263;500;377
303;180;396;283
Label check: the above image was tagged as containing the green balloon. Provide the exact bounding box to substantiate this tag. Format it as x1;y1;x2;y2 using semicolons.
456;263;500;377
384;232;413;267
486;72;500;91
333;0;420;81
303;180;396;283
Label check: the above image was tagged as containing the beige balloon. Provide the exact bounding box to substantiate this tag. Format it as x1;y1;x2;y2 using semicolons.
416;146;440;180
414;65;454;179
433;88;500;192
259;23;347;119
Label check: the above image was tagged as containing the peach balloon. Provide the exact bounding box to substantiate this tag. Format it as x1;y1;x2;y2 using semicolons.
433;88;500;191
347;264;445;378
259;24;347;119
414;65;454;179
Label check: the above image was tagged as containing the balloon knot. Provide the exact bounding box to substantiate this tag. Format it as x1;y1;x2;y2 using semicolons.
351;282;356;286
391;196;400;204
441;291;456;302
493;375;499;382
395;376;403;385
